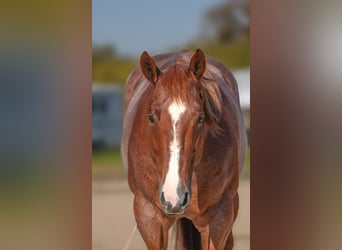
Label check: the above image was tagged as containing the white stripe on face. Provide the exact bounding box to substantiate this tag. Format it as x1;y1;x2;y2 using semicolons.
162;100;186;207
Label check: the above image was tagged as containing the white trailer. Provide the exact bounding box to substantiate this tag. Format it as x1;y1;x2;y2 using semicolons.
92;84;123;149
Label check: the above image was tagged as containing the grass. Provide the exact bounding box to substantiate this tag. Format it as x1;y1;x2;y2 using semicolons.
240;145;250;179
92;148;122;167
92;148;126;180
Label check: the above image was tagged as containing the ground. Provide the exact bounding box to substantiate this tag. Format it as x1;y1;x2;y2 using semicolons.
92;179;250;250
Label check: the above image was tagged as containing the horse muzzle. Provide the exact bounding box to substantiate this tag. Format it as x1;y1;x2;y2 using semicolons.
158;187;190;216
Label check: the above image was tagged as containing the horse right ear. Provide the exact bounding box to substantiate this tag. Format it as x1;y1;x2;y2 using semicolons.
140;51;161;84
189;49;206;80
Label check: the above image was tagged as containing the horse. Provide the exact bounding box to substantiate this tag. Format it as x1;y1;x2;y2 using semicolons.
121;49;247;250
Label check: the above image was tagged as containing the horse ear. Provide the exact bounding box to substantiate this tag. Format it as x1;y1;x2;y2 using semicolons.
189;49;206;79
140;51;161;84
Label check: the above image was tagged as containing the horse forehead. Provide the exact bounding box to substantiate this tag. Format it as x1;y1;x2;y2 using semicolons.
167;100;186;122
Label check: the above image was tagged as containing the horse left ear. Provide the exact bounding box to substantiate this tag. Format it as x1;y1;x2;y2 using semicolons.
189;49;206;79
140;51;161;84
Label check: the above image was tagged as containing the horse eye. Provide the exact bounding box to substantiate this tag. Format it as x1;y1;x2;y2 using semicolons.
196;115;204;124
147;113;155;125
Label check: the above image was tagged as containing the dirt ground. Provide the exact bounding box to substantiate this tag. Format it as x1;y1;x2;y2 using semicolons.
92;179;250;250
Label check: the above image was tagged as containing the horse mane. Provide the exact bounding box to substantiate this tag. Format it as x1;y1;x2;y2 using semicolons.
199;73;223;137
174;50;224;136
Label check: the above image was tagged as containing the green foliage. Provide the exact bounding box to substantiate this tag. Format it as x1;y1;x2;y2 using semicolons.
92;44;116;64
92;38;249;85
188;35;250;69
92;1;249;85
92;17;249;84
205;0;250;42
92;57;137;85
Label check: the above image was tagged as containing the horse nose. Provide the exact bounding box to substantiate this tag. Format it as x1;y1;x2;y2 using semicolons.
178;190;190;207
159;188;190;215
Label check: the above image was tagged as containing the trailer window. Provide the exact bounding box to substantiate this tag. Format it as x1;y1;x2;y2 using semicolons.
92;98;107;113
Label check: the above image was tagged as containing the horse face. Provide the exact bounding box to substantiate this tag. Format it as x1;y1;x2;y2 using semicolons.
141;50;206;215
159;98;205;215
149;92;205;216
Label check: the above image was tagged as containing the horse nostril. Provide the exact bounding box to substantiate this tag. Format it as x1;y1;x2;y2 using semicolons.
160;191;172;208
160;191;166;204
180;192;189;207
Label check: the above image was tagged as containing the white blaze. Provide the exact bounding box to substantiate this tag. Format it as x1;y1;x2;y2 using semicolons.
162;100;186;207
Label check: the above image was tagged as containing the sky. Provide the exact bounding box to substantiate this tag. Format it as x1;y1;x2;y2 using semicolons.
92;0;225;57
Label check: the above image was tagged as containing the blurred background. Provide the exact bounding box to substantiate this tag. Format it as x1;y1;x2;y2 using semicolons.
92;0;250;249
1;0;341;250
92;0;250;175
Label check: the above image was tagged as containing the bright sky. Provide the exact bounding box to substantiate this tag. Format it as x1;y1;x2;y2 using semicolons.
92;0;225;57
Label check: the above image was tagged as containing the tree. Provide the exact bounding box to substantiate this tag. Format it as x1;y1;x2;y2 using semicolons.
205;0;249;43
92;45;116;63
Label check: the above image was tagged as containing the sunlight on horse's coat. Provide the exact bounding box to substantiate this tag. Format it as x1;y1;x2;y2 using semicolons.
122;49;247;249
162;100;186;207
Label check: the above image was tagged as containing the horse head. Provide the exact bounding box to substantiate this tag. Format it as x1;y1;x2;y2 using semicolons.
140;49;210;215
